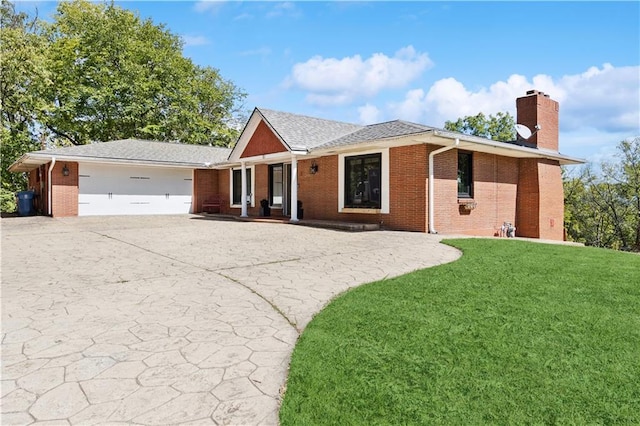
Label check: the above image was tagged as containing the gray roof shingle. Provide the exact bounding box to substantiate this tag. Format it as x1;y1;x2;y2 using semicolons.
256;108;437;151
315;120;437;150
257;108;363;150
34;139;231;166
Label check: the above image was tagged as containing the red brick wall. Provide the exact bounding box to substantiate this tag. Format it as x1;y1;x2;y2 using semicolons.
216;166;267;216
219;140;563;241
298;155;340;221
252;164;269;216
241;121;288;158
430;146;457;234
298;146;520;234
516;159;540;237
217;169;231;214
514;90;564;240
538;160;564;240
299;155;387;227
51;162;78;217
387;145;428;231
224;146;523;235
296;146;428;232
516;158;564;240
516;90;559;151
193;169;220;213
431;149;519;236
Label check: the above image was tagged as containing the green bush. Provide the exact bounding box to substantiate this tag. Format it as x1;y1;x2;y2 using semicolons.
1;187;18;213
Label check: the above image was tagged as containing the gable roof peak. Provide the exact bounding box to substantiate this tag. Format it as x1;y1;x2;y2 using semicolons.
252;107;363;150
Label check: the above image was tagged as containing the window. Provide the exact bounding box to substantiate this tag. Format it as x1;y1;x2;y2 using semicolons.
269;164;283;207
338;148;389;214
344;153;382;209
232;168;252;206
457;152;473;198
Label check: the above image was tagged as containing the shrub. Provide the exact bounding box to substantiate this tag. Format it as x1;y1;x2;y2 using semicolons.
1;187;17;213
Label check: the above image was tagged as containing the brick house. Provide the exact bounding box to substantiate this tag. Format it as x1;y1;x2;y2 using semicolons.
9;90;582;240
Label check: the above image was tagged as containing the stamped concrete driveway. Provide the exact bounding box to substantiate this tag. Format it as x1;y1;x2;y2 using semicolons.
1;215;460;425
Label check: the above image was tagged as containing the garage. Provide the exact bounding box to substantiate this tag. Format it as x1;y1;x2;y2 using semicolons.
78;163;193;216
8;139;232;218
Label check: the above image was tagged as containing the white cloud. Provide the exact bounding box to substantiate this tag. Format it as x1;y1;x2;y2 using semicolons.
558;64;640;132
558;128;635;164
181;35;210;47
392;88;427;123
375;63;639;160
357;104;381;124
193;1;225;14
386;64;639;137
286;46;433;106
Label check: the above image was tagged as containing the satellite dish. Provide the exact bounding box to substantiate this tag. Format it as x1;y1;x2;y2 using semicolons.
515;124;532;140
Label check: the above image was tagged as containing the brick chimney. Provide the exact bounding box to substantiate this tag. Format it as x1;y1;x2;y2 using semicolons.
515;90;564;240
516;90;559;151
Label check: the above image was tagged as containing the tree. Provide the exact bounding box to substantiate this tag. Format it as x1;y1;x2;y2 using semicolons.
1;0;246;212
444;112;516;142
602;138;640;250
0;0;48;212
564;137;640;251
42;0;245;146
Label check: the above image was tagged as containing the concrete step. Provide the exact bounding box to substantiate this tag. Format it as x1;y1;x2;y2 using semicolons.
200;213;380;232
294;220;380;232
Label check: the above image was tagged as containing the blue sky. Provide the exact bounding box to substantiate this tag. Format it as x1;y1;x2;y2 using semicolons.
18;1;640;164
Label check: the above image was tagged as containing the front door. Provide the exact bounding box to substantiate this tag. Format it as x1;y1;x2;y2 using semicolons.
269;163;292;216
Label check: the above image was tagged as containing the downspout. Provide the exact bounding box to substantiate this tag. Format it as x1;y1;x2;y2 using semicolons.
428;139;459;234
48;157;56;216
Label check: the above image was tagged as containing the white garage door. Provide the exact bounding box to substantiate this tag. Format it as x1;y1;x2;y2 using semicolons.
78;164;193;216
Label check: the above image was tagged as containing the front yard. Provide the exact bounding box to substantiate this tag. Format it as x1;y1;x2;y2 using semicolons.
281;239;640;425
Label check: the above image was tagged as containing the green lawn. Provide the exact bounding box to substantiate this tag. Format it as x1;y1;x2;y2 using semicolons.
280;239;640;425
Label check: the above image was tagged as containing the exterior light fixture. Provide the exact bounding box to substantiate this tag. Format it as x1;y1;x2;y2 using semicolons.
309;161;318;175
62;164;70;176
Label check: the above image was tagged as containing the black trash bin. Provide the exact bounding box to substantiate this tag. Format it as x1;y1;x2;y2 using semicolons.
260;199;271;217
17;190;35;216
297;200;304;220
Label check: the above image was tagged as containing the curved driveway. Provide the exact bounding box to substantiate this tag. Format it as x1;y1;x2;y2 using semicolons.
1;215;460;425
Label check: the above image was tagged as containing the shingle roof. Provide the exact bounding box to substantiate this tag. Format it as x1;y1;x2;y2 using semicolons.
255;108;437;151
33;139;231;166
257;108;363;150
315;120;437;150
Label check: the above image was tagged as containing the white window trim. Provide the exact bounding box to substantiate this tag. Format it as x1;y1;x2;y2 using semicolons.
338;148;389;214
229;166;255;208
